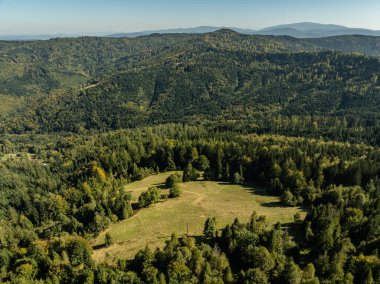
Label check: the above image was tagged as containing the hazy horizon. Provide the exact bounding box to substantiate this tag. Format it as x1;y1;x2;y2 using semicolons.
1;0;380;36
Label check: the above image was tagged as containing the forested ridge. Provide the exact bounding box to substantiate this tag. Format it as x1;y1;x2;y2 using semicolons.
1;31;380;146
0;31;379;283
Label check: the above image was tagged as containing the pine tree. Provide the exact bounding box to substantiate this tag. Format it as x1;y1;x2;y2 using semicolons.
203;217;217;238
105;232;113;247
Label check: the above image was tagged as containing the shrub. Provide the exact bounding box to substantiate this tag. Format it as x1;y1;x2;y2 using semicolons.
281;190;296;206
169;184;182;198
166;173;183;188
232;172;244;184
138;187;161;208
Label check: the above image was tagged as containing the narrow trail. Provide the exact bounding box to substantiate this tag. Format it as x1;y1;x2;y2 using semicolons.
186;188;206;206
80;83;100;91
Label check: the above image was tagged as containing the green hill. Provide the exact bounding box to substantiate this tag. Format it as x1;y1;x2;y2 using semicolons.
1;31;380;144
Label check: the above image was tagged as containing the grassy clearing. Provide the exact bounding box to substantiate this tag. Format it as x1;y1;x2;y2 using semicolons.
124;171;179;202
92;173;305;262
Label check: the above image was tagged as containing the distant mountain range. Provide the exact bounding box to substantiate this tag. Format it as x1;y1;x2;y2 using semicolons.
1;22;380;40
0;34;80;41
107;22;380;39
255;22;380;38
107;26;257;38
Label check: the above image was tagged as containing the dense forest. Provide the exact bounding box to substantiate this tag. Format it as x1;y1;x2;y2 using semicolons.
0;30;379;283
1;31;380;146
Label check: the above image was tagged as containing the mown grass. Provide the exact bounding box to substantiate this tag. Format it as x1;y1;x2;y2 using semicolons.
92;173;305;262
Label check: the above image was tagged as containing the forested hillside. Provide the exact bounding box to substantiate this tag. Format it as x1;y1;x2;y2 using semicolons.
6;50;380;144
1;31;380;146
1;31;380;99
0;31;379;283
309;35;380;57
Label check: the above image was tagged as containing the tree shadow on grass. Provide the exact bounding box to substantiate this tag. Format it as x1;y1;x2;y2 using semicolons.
154;183;168;190
260;201;284;208
216;181;233;186
261;201;307;215
215;181;307;214
93;244;106;250
216;181;269;196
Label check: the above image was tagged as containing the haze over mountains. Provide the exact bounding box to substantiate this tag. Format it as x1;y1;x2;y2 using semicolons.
2;22;380;40
109;23;380;38
256;22;380;38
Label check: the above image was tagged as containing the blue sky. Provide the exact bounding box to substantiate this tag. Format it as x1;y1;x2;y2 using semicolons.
0;0;380;35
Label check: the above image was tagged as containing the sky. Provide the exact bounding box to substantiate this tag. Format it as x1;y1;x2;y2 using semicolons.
0;0;380;35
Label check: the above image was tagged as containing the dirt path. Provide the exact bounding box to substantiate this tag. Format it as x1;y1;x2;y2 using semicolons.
80;83;100;91
187;188;206;205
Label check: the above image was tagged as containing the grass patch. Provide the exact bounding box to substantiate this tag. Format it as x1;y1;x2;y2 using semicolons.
124;171;178;202
92;172;305;262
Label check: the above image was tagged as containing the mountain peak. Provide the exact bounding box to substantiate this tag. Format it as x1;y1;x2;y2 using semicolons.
213;28;240;35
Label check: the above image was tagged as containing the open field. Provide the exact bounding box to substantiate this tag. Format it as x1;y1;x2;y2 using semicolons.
92;173;306;262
